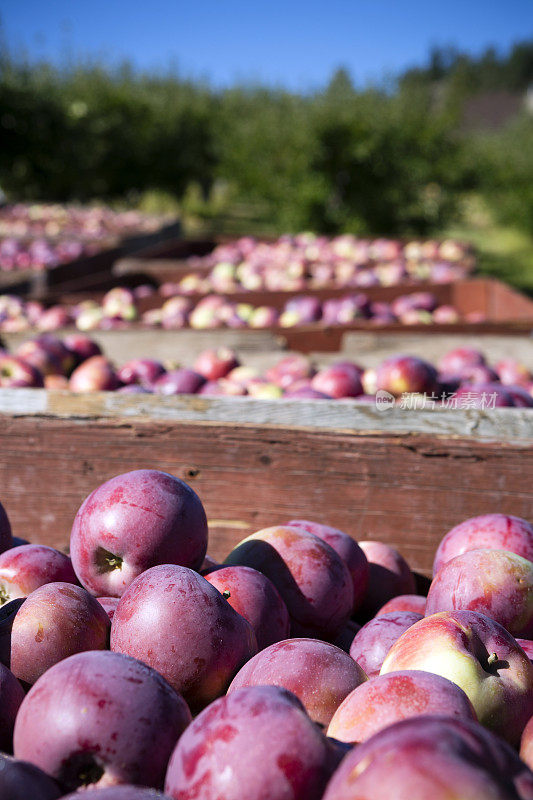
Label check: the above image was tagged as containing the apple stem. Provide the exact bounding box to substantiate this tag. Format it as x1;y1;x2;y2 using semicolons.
223;590;231;599
95;547;123;574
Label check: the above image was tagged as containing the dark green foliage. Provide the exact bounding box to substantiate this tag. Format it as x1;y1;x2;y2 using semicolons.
0;40;531;237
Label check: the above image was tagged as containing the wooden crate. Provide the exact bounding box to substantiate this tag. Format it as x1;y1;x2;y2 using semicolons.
0;390;531;578
0;221;182;299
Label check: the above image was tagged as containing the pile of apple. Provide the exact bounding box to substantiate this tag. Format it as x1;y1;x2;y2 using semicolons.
140;289;467;331
0;238;95;273
0;204;170;274
0;286;470;333
0;204;168;240
0;467;532;798
175;233;473;294
1;333;532;408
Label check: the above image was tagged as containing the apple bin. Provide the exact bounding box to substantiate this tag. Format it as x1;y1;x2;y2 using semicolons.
0;386;532;797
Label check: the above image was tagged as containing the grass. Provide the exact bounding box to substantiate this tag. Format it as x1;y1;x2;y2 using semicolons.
442;196;533;296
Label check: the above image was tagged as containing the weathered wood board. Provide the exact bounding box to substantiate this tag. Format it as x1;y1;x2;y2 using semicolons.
0;391;531;577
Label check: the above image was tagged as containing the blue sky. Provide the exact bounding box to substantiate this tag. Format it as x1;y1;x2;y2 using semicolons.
2;1;532;90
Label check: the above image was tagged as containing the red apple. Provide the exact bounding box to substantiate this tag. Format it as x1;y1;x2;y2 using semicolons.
517;638;533;662
224;525;353;640
193;348;240;380
14;650;191;792
380;609;533;745
228;637;367;726
153;368;205;394
164;685;337;800
327;670;476;744
70;469;208;596
9;582;110;685
374;356;437;397
349;611;423;677
69;356;119;392
286;519;369;612
0;544;77;605
438;348;486;376
63;333;102;367
117;359;166;387
323;715;533;800
426;548;533;637
433;513;533;576
357;541;416;619
311;365;363;399
110;564;257;711
376;594;427;616
204;565;290;650
15;340;63;377
0;355;44;388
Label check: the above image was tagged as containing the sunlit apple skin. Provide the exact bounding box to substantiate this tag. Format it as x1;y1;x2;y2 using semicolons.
70;469;208;597
204;565;290;650
322;715;533;800
357;541;416;620
193;348;240;380
433;514;533;576
517;638;533;662
311;365;363;399
327;670;476;744
426;548;533;638
438;347;486;376
14;650;191;793
9;582;110;685
0;544;77;605
374;356;437;397
111;565;257;711
349;611;423;677
228;638;367;727
376;594;427;616
380;610;533;745
69;356;119;392
0;500;13;554
0;662;25;751
164;685;337;800
0;754;61;800
286;520;369;612
224;526;353;640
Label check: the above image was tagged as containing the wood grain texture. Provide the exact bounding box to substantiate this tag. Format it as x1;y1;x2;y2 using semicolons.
0;399;531;576
1;389;532;443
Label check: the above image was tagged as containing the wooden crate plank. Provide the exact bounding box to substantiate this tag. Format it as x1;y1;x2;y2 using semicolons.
0;412;531;576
